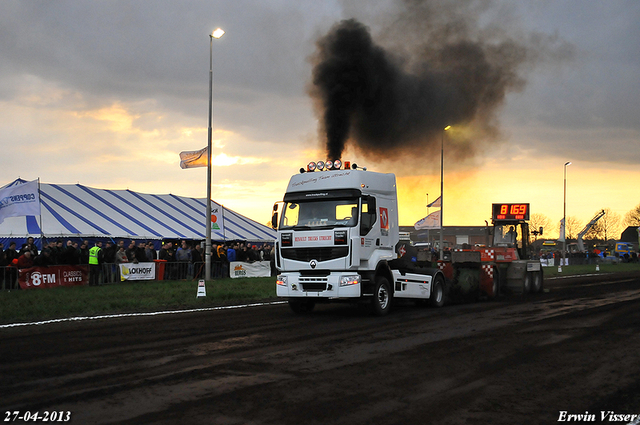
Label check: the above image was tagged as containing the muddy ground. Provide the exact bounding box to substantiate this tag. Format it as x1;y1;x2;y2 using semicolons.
2;271;640;425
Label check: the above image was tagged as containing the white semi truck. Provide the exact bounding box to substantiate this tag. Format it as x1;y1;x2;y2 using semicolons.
272;161;542;315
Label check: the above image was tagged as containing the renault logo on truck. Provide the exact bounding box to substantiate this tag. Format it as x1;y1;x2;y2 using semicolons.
310;259;317;269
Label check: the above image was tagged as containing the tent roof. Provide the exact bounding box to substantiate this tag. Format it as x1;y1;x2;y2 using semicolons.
0;179;276;242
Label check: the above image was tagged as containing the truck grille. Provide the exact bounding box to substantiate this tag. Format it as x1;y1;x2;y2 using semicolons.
281;247;348;262
300;276;328;292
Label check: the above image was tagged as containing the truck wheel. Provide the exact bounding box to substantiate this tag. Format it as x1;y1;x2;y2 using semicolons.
490;267;499;299
523;272;531;294
430;275;445;308
371;276;392;316
288;299;315;314
530;271;542;293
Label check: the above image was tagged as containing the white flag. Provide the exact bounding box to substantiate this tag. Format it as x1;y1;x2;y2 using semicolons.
558;218;566;242
427;196;441;208
415;210;440;230
0;179;41;225
179;146;208;169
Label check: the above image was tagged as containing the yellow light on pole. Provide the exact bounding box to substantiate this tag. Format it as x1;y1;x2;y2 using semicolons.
212;28;225;39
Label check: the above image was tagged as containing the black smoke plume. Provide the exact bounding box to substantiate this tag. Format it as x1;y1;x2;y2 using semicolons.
309;16;531;163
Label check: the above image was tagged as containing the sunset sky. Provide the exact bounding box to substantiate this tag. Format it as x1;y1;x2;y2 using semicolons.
1;1;638;238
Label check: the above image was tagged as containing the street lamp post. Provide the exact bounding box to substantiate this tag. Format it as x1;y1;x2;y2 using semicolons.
440;125;451;261
205;27;225;281
561;161;571;272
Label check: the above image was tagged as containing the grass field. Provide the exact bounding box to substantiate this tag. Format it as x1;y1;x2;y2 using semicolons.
0;277;276;325
542;262;640;278
2;263;639;325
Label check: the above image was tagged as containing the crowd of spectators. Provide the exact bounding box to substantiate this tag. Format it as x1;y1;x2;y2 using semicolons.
0;237;274;288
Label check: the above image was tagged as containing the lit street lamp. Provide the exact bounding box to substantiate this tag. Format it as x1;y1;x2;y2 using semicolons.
205;27;225;281
440;125;451;261
561;161;571;272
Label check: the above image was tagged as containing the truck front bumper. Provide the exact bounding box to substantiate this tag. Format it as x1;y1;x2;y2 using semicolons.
276;272;362;298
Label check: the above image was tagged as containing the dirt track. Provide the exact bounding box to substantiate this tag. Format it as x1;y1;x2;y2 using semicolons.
2;271;640;425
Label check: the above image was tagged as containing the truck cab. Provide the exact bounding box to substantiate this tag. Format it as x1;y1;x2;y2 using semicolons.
273;163;398;311
273;162;444;315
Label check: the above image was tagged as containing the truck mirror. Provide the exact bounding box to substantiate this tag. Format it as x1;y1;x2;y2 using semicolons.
271;212;278;229
539;227;543;236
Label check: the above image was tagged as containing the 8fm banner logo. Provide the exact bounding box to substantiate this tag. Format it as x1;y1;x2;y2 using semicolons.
29;271;56;286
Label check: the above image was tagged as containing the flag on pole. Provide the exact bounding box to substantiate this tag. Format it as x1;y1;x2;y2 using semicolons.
427;196;441;208
558;218;566;242
415;210;440;230
0;179;41;225
211;202;225;235
179;146;209;169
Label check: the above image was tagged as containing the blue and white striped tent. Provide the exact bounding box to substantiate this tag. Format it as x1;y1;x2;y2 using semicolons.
0;179;276;245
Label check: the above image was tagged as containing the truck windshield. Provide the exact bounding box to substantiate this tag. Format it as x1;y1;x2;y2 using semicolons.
280;198;359;229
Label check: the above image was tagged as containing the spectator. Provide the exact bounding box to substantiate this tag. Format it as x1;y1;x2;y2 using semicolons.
60;240;76;265
211;243;221;278
115;246;128;263
16;251;34;269
227;244;236;262
135;242;147;263
270;245;277;276
88;241;104;286
218;244;228;278
103;241;116;264
262;244;271;262
102;241;117;283
5;242;18;264
20;236;38;256
0;245;6;289
176;240;192;279
237;244;248;262
247;245;261;262
79;242;90;264
33;248;54;267
145;242;156;261
189;243;202;278
159;242;176;279
125;241;137;263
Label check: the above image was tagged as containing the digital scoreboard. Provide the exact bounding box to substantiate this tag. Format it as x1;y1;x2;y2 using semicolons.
492;203;530;221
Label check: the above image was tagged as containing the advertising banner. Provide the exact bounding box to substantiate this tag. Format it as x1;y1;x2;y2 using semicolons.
119;262;156;281
229;261;271;278
211;202;225;234
19;265;89;289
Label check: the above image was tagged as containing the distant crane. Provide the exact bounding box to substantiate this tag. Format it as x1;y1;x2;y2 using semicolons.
576;210;606;251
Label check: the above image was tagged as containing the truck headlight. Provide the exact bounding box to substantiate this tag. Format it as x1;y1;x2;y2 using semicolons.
276;275;287;286
340;275;361;287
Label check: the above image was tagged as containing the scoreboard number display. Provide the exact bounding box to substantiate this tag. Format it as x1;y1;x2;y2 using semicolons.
492;203;530;221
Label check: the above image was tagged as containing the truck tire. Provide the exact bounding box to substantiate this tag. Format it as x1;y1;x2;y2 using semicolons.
530;270;544;293
530;271;542;293
371;276;392;316
490;267;499;299
430;275;445;308
523;272;531;294
288;299;315;314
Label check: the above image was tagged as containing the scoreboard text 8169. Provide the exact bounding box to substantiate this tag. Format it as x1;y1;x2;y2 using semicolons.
492;203;530;221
